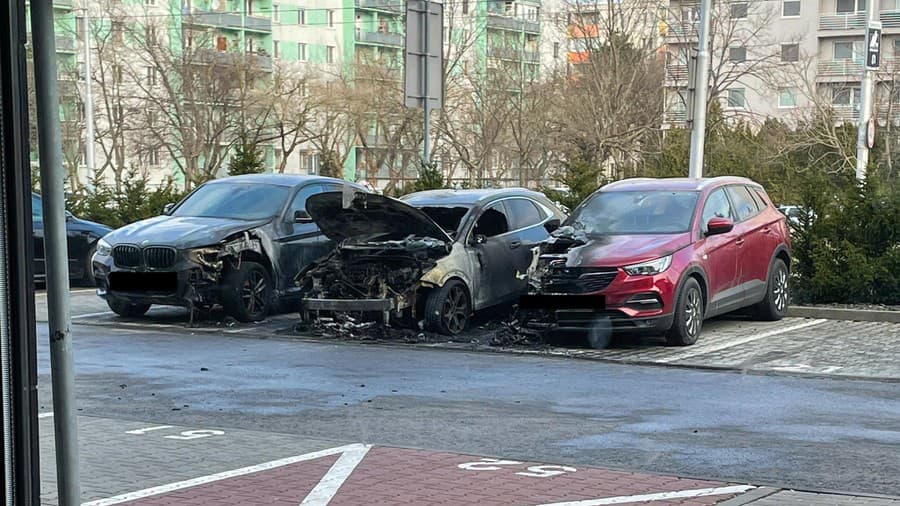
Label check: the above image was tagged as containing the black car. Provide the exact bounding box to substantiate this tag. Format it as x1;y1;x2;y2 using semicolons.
92;174;370;321
32;193;113;285
298;188;569;334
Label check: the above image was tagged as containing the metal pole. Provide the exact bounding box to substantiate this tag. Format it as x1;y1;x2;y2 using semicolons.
856;5;879;181
422;0;431;169
687;0;713;179
83;7;95;186
29;1;81;505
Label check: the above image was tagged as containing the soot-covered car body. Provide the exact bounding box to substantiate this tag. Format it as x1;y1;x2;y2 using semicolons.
297;188;568;334
92;174;369;321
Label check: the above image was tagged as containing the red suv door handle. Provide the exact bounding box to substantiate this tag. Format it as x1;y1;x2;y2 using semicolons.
762;227;772;234
735;238;745;246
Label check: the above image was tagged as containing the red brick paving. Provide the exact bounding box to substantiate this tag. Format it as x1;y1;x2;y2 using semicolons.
120;446;748;505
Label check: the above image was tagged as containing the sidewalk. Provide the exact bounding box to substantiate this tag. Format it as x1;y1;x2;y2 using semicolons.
40;415;900;506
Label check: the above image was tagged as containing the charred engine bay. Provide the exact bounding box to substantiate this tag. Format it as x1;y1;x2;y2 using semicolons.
301;236;448;301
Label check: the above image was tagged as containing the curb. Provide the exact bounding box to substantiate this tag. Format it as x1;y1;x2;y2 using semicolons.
788;306;900;323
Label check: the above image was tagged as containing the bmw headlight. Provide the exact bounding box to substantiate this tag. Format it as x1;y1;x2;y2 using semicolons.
623;255;672;276
96;238;112;257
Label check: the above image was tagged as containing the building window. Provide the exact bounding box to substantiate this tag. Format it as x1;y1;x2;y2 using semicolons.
327;10;335;27
834;40;863;60
298;8;306;25
778;88;798;107
111;21;124;45
728;46;747;62
727;88;746;108
113;64;124;84
298;42;307;61
553;42;560;58
730;2;748;18
326;45;335;63
783;0;801;16
145;66;157;86
272;4;279;22
836;0;865;13
148;148;159;166
682;6;700;22
145;25;157;44
216;36;228;51
273;40;280;58
145;0;156;5
832;86;861;105
463;0;469;13
781;43;799;62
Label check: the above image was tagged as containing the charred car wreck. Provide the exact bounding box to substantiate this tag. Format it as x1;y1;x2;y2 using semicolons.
297;188;568;335
92;175;369;321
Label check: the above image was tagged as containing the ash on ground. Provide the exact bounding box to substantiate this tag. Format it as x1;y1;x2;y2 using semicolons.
293;307;551;349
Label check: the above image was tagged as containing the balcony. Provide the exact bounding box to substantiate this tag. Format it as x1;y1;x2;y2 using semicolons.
667;108;687;123
53;0;73;9
665;21;698;40
195;49;273;72
55;36;76;53
486;13;541;34
355;0;403;13
523;50;539;62
831;104;860;121
356;30;404;47
665;63;688;84
244;15;272;32
184;9;244;31
819;9;900;30
817;59;863;80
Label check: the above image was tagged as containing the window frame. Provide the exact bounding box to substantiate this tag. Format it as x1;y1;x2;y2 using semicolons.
726;88;747;108
781;43;800;62
699;188;736;234
502;198;546;231
725;185;761;222
728;46;748;63
782;0;801;16
730;2;749;18
778;87;798;108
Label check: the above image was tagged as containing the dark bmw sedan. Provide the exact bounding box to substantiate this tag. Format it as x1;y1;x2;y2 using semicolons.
32;193;113;285
92;174;369;321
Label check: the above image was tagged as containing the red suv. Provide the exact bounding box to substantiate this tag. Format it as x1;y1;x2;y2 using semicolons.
522;177;791;346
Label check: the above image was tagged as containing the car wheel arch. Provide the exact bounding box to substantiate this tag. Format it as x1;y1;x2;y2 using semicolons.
675;265;709;315
235;250;277;289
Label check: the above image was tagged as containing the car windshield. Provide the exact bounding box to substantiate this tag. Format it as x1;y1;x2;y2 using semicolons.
417;205;472;238
568;190;699;235
172;183;290;220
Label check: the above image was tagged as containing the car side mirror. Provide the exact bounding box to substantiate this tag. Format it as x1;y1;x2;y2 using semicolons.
163;203;175;215
544;218;561;233
705;217;734;236
294;210;313;223
470;234;487;245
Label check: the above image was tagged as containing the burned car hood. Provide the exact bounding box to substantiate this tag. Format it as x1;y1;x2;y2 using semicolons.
306;191;452;244
547;231;692;267
104;215;271;249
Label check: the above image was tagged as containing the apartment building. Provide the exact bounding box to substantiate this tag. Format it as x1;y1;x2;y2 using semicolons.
663;0;900;127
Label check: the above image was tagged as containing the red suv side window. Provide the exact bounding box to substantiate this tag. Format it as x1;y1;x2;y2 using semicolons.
726;186;759;222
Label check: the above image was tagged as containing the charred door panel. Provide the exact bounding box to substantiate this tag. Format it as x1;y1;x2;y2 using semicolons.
469;203;520;307
276;184;331;295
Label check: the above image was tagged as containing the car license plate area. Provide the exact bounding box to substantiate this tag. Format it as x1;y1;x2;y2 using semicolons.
108;272;178;293
518;294;605;310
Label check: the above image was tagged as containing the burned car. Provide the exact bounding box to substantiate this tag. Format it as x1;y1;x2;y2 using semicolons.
92;174;369;321
297;188;568;335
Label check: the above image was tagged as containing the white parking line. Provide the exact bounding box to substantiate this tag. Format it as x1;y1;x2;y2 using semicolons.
301;444;371;505
80;444;370;506
534;485;756;506
35;289;96;297
71;311;116;319
38;412;54;419
657;319;828;363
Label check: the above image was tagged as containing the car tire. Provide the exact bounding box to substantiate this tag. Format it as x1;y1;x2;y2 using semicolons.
424;280;471;335
222;261;272;322
107;298;151;318
754;258;789;321
666;277;703;346
80;244;97;287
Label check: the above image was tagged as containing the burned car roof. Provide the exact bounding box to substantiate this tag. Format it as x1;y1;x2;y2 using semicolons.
306;191;453;244
400;188;546;206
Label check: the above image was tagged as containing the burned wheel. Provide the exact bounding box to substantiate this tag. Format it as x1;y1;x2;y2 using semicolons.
107;298;151;318
425;280;471;335
222;261;272;322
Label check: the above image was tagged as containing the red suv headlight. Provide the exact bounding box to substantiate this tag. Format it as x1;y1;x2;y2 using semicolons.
623;255;673;276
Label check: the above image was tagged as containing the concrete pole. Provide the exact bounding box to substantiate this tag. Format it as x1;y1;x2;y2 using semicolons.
422;0;431;171
856;5;880;181
83;8;96;186
688;0;713;179
28;1;82;505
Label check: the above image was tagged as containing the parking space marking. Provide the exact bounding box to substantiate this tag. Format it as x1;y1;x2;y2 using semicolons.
38;412;54;419
72;311;116;319
535;485;756;506
300;443;371;505
80;444;367;506
35;288;97;297
657;319;827;363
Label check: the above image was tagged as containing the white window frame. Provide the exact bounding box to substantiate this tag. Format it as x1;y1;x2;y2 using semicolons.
781;43;800;62
726;88;747;109
273;40;280;59
326;45;335;63
273;4;279;22
728;46;747;62
782;0;801;16
327;9;335;28
298;8;306;25
730;2;749;18
778;87;798;108
298;42;307;61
